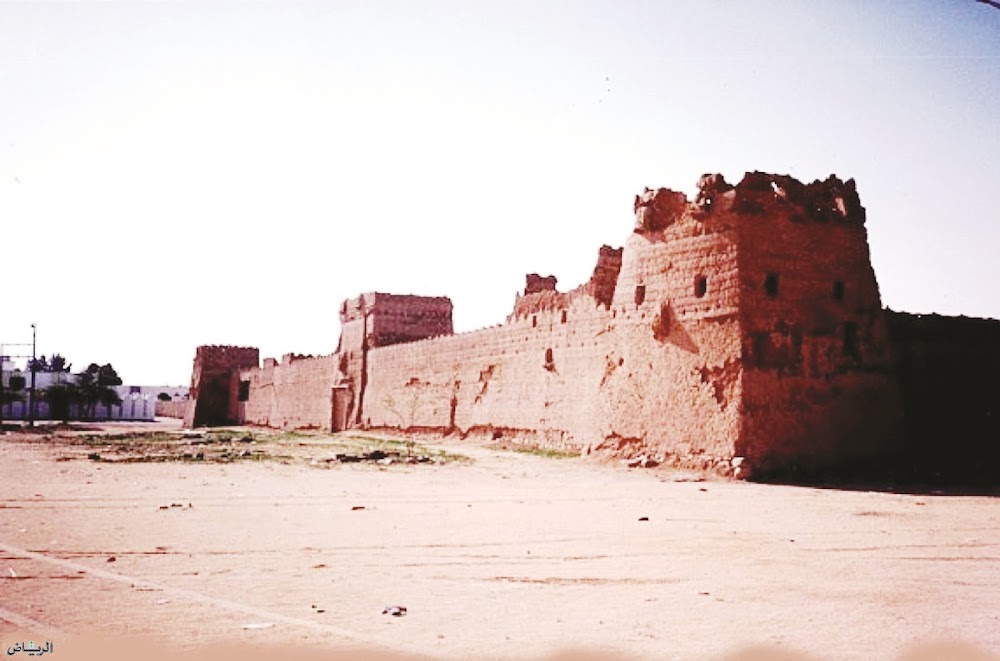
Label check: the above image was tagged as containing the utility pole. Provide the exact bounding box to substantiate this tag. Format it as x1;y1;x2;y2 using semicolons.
28;323;36;428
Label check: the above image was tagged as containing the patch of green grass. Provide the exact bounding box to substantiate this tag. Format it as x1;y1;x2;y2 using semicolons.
429;449;473;464
57;426;470;467
327;433;472;464
76;432;180;446
84;449;294;464
503;445;579;459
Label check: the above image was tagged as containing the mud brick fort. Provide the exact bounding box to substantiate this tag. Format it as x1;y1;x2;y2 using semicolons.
184;172;1000;480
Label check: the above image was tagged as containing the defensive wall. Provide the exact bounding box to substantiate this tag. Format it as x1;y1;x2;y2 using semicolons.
154;399;189;419
886;311;1000;483
182;171;999;481
183;345;259;428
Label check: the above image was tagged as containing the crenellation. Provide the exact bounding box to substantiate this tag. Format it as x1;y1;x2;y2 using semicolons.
181;170;1000;482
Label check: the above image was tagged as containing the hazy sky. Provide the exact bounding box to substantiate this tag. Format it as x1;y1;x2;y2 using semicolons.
1;1;998;385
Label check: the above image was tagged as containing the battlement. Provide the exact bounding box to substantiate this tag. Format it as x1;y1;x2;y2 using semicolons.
336;292;454;357
183;170;1000;483
191;345;260;370
632;172;867;237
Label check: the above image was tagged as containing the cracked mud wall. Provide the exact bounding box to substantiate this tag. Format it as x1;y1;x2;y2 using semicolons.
231;294;454;431
184;346;260;428
731;173;904;475
359;208;745;470
238;354;338;430
188;171;976;481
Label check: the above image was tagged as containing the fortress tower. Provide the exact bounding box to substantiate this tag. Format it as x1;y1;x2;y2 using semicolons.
184;171;944;479
183;345;260;428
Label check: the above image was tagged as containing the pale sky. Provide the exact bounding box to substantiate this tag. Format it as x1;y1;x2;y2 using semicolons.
1;1;998;386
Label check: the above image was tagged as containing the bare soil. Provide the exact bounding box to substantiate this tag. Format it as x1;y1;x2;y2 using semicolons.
1;420;998;661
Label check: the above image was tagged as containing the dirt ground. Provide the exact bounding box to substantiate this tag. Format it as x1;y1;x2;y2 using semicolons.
1;420;998;661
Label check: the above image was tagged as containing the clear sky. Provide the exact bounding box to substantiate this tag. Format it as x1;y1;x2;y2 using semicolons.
1;1;998;386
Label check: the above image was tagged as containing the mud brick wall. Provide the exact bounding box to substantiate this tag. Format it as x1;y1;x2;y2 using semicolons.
887;311;1000;481
155;400;189;419
187;170;999;481
239;354;337;430
359;211;745;470
184;346;259;427
339;293;453;351
730;173;904;474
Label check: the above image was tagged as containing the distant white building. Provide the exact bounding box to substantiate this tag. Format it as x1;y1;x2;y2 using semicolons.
0;356;187;422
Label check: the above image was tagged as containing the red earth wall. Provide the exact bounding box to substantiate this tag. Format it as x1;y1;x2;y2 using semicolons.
184;345;259;427
238;354;338;430
359;212;745;472
183;171;970;480
727;173;904;474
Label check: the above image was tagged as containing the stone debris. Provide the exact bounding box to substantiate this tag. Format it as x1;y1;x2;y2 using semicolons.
624;455;659;469
327;451;434;465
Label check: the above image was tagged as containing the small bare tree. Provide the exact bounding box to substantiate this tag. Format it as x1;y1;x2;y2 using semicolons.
382;378;431;457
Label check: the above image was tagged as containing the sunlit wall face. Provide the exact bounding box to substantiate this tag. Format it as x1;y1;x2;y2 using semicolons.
1;1;997;384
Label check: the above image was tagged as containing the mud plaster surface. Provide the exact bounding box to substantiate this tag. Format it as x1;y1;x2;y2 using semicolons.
1;421;998;661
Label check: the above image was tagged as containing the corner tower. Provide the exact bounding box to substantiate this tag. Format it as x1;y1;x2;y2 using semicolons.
723;172;903;474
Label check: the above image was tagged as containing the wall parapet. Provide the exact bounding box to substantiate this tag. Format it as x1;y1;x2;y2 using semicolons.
181;171;998;484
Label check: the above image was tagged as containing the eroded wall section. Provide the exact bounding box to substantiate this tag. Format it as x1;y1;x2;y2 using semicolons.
728;173;904;473
184;345;259;427
359;208;746;472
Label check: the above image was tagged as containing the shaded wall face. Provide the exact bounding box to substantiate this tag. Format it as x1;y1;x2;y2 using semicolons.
184;346;259;428
338;294;453;351
888;311;1000;481
370;297;453;346
732;193;903;473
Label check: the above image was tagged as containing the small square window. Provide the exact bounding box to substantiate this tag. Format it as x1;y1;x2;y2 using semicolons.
764;273;779;298
694;275;708;298
634;285;646;306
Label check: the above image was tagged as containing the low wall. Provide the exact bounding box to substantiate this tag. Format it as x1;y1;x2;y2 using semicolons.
1;399;157;422
155;400;189;419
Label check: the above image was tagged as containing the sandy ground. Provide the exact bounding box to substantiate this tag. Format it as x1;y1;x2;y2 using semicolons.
1;420;998;661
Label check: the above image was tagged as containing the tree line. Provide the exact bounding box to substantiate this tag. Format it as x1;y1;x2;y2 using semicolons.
1;354;124;421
